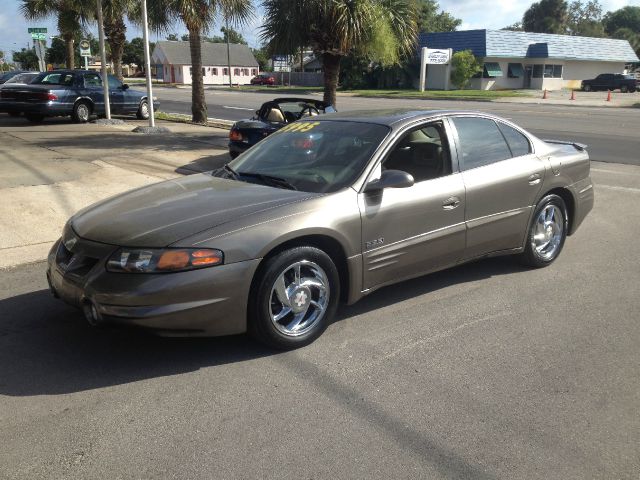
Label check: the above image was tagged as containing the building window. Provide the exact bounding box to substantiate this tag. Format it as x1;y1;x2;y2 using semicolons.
223;68;228;76
483;62;503;78
213;68;218;75
243;68;249;75
532;64;543;78
252;68;258;75
189;67;192;77
507;63;524;78
234;68;240;75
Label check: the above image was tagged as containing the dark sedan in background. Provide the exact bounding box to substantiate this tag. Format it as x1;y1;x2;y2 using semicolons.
0;70;30;84
0;70;157;122
228;97;335;158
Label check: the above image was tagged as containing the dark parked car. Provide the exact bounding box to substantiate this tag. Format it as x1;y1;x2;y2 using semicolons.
228;97;335;158
250;73;275;85
48;110;593;349
581;73;638;93
0;70;29;84
0;70;157;122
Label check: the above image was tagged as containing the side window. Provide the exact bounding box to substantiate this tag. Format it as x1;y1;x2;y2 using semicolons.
383;121;452;183
84;73;102;87
497;122;531;157
452;117;511;170
107;75;121;89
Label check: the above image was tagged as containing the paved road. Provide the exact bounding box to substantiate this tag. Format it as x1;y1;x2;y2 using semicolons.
1;162;639;479
144;86;640;166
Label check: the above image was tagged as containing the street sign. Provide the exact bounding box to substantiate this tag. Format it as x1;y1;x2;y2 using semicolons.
27;27;47;34
79;39;91;57
425;49;450;65
30;33;46;41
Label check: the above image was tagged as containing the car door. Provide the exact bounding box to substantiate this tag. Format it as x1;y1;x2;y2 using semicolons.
359;119;466;290
81;72;105;113
449;116;545;260
107;74;125;113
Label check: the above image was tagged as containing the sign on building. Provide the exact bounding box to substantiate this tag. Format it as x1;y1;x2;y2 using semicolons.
425;49;450;65
272;54;291;72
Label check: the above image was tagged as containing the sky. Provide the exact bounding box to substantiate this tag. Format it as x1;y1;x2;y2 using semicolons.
1;0;638;62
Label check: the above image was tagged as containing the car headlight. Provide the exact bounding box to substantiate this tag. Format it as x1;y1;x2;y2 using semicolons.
106;248;223;273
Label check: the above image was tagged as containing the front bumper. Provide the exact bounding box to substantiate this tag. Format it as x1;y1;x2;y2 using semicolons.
46;236;261;336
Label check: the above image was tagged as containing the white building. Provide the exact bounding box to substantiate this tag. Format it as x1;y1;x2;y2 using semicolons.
151;41;259;85
420;30;639;90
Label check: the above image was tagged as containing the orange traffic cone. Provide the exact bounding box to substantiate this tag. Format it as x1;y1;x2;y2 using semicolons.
570;89;575;100
606;90;612;101
542;89;548;99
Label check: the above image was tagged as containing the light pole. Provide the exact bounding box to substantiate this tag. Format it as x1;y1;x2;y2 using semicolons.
96;0;111;119
141;0;155;127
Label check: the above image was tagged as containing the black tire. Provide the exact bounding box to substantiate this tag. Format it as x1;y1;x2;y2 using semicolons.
248;246;340;349
25;114;44;123
136;99;149;120
630;87;637;93
72;101;91;123
229;150;239;159
583;84;591;92
520;194;568;268
8;112;21;117
621;85;628;93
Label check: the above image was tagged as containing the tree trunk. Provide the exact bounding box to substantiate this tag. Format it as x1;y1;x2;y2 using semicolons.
322;52;341;108
104;15;126;81
63;35;75;69
188;26;207;124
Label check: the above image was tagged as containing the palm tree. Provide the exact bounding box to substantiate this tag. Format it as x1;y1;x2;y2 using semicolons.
152;0;252;123
20;0;92;69
261;0;418;107
101;0;133;81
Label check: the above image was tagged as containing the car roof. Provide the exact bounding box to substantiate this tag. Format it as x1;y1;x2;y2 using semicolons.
303;109;464;126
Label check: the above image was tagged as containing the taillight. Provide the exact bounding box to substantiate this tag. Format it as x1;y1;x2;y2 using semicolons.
34;91;58;101
47;92;58;101
229;128;244;142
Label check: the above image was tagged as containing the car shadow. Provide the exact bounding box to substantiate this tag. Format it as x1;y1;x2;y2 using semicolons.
175;152;231;175
0;257;525;397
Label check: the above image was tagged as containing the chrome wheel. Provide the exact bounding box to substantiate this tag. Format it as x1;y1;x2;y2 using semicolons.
532;204;564;261
140;101;149;119
269;260;329;337
77;103;89;122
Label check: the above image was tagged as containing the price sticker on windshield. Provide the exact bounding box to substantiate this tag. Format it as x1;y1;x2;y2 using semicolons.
278;121;320;134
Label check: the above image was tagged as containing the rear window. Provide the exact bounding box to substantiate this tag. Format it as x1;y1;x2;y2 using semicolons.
33;72;75;86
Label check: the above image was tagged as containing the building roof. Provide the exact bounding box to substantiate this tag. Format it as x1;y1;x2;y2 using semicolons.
418;30;639;63
152;41;258;67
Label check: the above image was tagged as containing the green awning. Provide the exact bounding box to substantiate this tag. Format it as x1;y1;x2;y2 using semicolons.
508;63;524;77
483;62;503;77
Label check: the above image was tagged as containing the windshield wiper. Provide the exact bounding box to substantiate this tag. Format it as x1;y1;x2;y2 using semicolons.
238;171;298;190
222;164;240;179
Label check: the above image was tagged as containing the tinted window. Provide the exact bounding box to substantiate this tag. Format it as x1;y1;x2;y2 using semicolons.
384;121;452;183
452;117;511;170
107;75;121;89
84;73;102;87
497;123;531;157
33;72;75;85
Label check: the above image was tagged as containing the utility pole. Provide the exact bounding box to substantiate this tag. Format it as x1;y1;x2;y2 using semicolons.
225;13;232;88
96;0;111;119
141;0;155;127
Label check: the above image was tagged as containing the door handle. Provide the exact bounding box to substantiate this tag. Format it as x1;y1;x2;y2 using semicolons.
442;196;461;210
528;173;542;185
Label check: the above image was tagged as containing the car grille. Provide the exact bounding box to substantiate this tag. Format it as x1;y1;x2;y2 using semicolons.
56;241;100;279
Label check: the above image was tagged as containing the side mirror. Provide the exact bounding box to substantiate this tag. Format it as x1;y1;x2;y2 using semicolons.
121;83;129;90
364;169;414;193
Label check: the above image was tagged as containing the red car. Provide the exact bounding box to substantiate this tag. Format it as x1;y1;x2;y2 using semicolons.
250;74;276;86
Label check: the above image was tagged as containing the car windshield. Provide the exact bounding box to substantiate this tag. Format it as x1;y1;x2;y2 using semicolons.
32;72;75;85
224;120;389;193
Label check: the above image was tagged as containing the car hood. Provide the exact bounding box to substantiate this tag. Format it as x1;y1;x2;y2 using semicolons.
71;174;318;247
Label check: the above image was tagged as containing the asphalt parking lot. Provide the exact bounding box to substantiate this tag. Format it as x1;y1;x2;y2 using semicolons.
1;107;639;479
